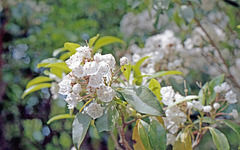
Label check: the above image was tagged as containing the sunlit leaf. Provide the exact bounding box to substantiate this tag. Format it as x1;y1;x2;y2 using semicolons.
89;34;100;47
121;63;132;82
148;70;183;81
93;36;125;53
53;47;68;57
45;62;71;72
59;52;71;61
37;58;63;68
133;120;146;150
26;76;52;89
209;127;230;150
134;56;150;69
149;78;161;101
198;82;209;105
72;112;91;149
173;129;192;150
50;68;63;78
64;42;80;54
47;114;75;124
21;83;52;99
138;120;151;150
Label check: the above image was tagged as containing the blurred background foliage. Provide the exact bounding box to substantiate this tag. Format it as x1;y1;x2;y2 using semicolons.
0;0;128;149
1;0;240;150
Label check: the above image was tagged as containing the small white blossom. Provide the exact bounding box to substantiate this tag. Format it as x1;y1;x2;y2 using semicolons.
160;86;175;106
213;85;222;93
192;100;203;111
203;105;212;113
225;90;237;104
213;103;220;109
97;61;111;76
88;74;104;87
72;65;85;78
167;133;176;146
93;53;102;63
83;61;99;75
65;93;80;109
50;82;59;99
76;46;91;59
72;83;82;95
97;86;115;102
86;103;104;119
229;109;238;119
220;82;230;91
66;52;83;69
58;79;72;95
174;93;184;102
100;54;116;69
120;56;129;66
187;102;193;109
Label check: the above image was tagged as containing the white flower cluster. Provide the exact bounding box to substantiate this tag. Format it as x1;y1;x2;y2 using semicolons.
214;82;237;104
127;30;188;83
160;86;187;145
58;46;116;119
120;10;168;37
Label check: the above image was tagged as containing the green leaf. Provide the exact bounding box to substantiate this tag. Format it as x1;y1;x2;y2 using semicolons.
132;66;143;85
89;34;100;47
133;120;146;150
121;63;132;82
118;86;163;116
93;36;125;53
21;83;52;99
72;112;91;149
47;114;75;124
134;56;150;69
37;58;63;68
180;5;194;23
208;74;224;104
149;78;161;101
45;62;71;72
237;25;240;29
53;47;68;57
198;82;209;105
138;120;151;150
193;117;214;124
50;68;63;78
64;42;80;54
148;119;166;150
59;52;71;61
209;127;230;150
26;76;52;89
95;103;119;132
221;120;240;149
148;70;183;81
167;95;199;108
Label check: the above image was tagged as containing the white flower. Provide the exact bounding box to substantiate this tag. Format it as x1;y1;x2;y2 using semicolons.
88;74;104;87
213;85;222;93
50;82;59;99
97;61;111;76
93;53;102;63
167;133;176;146
120;56;129;66
174;93;184;102
213;103;220;109
225;90;237;104
97;86;115;102
83;61;99;75
65;93;81;109
85;103;104;119
58;79;72;95
229;109;238;119
101;54;116;69
187;102;193;109
66;52;83;69
76;46;91;59
203;105;212;113
72;83;82;95
160;86;175;106
192;100;203;111
220;82;230;91
72;65;85;78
